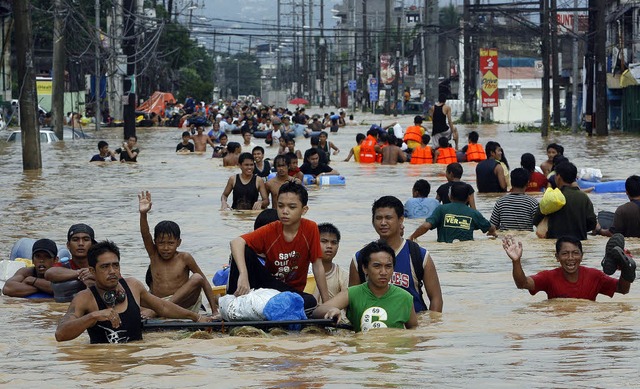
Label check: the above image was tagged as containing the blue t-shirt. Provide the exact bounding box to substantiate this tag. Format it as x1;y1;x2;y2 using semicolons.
404;197;440;219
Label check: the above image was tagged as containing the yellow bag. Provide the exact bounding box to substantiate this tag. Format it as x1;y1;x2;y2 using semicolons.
540;188;566;215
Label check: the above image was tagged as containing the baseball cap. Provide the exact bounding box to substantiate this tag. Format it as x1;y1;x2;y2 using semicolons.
67;223;96;243
414;115;424;123
32;238;58;258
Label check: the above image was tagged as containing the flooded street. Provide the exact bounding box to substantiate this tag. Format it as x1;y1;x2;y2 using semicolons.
0;112;639;388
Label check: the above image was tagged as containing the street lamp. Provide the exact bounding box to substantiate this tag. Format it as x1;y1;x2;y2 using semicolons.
235;59;240;98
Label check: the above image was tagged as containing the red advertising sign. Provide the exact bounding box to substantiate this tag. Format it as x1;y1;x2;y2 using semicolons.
480;48;498;108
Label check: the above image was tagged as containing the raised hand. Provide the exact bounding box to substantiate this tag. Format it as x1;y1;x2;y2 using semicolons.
138;191;152;214
502;235;523;262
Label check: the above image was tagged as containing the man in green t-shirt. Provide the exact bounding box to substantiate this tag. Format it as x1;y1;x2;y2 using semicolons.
312;240;417;332
409;182;497;243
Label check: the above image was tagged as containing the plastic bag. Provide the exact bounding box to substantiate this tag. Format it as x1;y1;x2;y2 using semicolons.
539;187;566;215
578;168;603;182
263;292;306;330
219;288;280;321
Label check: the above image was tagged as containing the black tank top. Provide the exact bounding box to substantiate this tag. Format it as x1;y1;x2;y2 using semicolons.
475;159;505;193
432;104;449;134
87;279;142;344
231;174;259;210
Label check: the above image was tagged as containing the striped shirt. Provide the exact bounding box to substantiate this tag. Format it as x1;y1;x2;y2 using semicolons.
490;193;539;231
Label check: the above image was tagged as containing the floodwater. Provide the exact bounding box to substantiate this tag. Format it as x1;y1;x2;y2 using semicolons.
0;113;639;388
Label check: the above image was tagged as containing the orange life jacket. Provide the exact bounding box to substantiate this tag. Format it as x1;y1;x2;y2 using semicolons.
410;145;433;164
359;135;378;163
403;125;423;144
466;143;487;162
436;147;457;164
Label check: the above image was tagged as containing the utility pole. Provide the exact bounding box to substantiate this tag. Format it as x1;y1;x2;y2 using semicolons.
123;0;136;139
550;0;560;127
302;0;307;99
425;0;439;103
52;0;66;139
319;0;325;108
594;0;607;135
540;0;550;136
584;0;595;136
571;0;579;133
362;0;369;111
394;16;400;117
384;0;391;115
463;0;472;122
14;0;41;170
277;0;281;90
95;0;101;131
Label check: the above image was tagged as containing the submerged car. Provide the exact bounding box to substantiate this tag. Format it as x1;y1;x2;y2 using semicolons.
6;129;59;143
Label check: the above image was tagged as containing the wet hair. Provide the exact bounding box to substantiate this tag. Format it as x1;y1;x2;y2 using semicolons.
88;240;120;268
318;223;341;242
547;143;564;155
438;136;450;148
356;133;366;143
510;168;530;189
446;162;463;179
359;240;396;269
226;142;241;153
98;140;108;150
254;208;279;230
286;137;296;145
520;153;536;172
304;147;320;161
319;131;328;138
449;182;470;202
371;196;404;220
310;136;320;146
421;134;431;145
438;94;447;103
154;220;181;240
239;152;254;164
468;131;479;143
551;154;569;171
626;175;640;197
219;133;228;140
485;141;500;158
273;154;288;167
554;161;577;184
366;128;378;137
252;146;265;155
285;152;298;163
127;135;138;141
413;179;431;197
181;131;190;137
555;236;582;254
278;181;309;206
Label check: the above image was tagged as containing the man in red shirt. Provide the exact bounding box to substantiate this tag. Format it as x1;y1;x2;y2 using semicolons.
503;235;635;301
228;182;330;313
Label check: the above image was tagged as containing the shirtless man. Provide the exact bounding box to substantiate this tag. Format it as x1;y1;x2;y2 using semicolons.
380;134;407;165
266;155;301;208
222;142;242;167
221;152;269;210
540;143;564;177
190;126;215;153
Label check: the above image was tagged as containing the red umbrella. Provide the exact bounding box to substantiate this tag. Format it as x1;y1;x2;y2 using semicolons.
289;97;309;105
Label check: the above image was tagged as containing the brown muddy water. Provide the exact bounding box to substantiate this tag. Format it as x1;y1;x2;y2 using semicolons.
0;114;638;388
